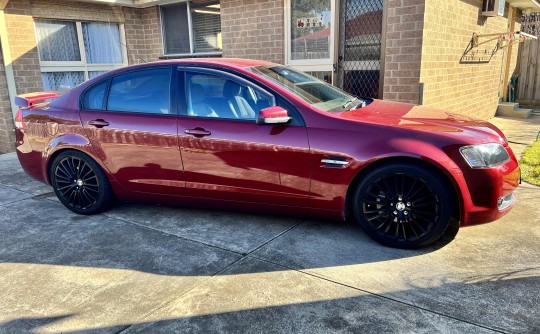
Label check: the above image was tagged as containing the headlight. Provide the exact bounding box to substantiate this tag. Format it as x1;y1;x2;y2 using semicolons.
459;143;510;168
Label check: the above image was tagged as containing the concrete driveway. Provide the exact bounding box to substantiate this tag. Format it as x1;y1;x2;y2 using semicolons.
0;117;539;333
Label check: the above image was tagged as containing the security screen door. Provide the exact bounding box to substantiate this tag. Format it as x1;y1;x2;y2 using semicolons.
337;0;384;98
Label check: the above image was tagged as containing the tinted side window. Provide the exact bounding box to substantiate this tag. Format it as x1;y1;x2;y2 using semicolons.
185;72;273;120
82;80;108;110
107;68;171;114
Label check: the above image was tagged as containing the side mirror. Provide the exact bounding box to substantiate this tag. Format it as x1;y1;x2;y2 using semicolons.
257;106;291;125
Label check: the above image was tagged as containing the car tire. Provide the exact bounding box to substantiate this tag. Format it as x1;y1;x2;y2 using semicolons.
50;150;114;215
352;163;454;249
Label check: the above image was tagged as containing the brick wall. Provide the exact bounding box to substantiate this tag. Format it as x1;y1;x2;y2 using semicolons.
124;7;148;65
3;0;128;96
142;6;163;61
4;0;43;95
420;0;518;120
1;0;142;153
221;0;284;63
0;45;15;153
30;0;124;22
123;6;163;64
383;0;426;104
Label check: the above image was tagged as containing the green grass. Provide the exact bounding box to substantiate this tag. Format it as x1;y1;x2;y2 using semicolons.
520;138;540;186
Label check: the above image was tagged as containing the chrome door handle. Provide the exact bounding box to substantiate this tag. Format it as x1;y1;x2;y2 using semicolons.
185;128;211;137
87;119;110;128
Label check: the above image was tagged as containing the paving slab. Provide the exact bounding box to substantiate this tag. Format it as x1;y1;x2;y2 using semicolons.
252;185;540;333
0;198;241;334
0;183;32;206
123;257;495;334
104;202;302;254
490;115;540;159
0;116;538;333
0;152;52;195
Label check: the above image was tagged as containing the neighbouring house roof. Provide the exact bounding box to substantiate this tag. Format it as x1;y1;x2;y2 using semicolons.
294;27;330;41
345;10;382;39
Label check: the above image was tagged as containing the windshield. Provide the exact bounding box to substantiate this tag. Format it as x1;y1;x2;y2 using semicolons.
250;65;366;112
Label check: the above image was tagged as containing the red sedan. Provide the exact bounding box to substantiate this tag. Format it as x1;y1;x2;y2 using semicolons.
14;59;519;248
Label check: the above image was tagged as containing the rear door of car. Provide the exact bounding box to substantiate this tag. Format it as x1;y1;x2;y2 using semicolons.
176;66;311;207
79;66;185;195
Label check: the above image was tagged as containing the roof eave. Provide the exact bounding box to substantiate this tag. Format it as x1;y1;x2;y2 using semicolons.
69;0;180;8
506;0;540;13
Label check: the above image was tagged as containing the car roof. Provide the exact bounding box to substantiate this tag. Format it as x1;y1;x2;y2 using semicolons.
141;58;276;70
181;58;275;68
80;58;278;88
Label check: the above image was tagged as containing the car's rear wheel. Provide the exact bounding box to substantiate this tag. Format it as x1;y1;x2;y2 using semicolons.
352;163;454;249
50;151;113;215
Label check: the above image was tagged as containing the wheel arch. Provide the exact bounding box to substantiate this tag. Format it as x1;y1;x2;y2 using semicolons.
344;156;463;224
45;146;110;185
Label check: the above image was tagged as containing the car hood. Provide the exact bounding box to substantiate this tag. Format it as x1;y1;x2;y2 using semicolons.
337;100;507;144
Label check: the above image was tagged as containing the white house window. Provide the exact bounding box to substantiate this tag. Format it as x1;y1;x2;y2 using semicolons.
161;1;222;56
35;20;127;91
285;0;335;80
289;0;332;61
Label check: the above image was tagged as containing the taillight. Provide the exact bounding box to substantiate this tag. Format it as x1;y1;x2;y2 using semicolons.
15;108;24;129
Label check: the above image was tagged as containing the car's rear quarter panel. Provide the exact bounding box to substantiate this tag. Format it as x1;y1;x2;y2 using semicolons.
16;104;95;185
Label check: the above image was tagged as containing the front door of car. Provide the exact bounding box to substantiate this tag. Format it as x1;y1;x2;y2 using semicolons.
177;68;310;207
80;66;185;195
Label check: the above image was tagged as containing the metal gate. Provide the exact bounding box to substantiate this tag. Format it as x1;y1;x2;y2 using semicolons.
337;0;384;98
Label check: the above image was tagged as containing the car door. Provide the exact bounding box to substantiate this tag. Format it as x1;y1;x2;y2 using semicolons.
177;67;311;207
80;66;185;195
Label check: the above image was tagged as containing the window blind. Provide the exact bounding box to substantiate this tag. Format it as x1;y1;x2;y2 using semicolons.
191;10;221;53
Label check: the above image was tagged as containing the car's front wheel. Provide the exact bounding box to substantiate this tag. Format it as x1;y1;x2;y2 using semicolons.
353;163;454;248
50;150;113;215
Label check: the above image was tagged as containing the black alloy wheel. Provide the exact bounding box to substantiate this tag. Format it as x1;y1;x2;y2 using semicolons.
51;151;113;215
353;163;454;248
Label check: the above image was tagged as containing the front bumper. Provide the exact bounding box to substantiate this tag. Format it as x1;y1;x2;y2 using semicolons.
459;149;520;226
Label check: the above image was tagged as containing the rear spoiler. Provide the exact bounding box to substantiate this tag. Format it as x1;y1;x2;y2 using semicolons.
15;91;59;108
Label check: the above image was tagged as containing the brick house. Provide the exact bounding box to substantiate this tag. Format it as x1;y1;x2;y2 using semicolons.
0;0;538;153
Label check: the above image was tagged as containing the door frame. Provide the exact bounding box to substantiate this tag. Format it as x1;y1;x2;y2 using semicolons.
379;0;388;98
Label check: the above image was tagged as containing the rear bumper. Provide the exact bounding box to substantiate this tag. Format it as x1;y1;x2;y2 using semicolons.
15;128;50;185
